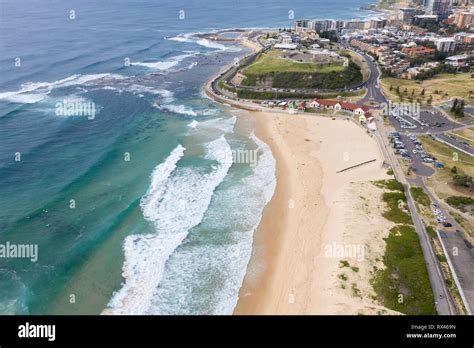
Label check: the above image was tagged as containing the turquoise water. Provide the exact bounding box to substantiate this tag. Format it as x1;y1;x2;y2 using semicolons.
0;0;375;314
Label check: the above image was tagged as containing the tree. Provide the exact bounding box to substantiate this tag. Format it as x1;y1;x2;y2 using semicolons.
454;99;465;118
453;174;473;188
451;98;458;112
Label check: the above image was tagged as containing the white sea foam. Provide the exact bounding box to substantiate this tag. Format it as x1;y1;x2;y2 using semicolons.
161;104;197;116
184;61;198;71
0;92;46;104
161;104;219;117
131;60;179;70
196;38;228;50
130;53;198;72
168;33;241;52
197;38;241;52
139;133;276;314
0;73;116;104
195;115;236;133
124;85;174;103
101;83;174;104
187;120;200;128
211;133;276;314
106;136;233;314
167;33;196;43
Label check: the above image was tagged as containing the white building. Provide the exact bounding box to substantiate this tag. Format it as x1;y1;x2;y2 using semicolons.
435;37;456;53
280;34;293;44
445;54;470;67
274;43;298;50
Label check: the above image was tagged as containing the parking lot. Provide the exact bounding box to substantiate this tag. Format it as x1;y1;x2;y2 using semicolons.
388;131;436;176
388;108;474;161
389;108;461;133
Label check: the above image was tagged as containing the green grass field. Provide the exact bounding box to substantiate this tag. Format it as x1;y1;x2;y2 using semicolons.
410;186;431;207
381;73;474;105
372;225;437;315
382;192;414;225
445;196;474;211
240;49;363;89
372;180;413;224
340;50;370;81
243;50;344;75
373;179;404;191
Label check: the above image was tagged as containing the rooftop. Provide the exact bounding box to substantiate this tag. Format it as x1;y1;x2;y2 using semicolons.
446;54;470;60
274;43;298;49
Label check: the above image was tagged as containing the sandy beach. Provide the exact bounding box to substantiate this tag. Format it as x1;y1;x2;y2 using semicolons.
234;111;397;315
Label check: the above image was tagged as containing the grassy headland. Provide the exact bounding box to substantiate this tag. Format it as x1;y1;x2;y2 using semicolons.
240;50;363;89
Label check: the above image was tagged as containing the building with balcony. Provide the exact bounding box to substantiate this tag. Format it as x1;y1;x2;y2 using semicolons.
401;46;436;57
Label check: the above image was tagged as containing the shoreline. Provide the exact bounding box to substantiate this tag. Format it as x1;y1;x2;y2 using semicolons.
233;110;319;314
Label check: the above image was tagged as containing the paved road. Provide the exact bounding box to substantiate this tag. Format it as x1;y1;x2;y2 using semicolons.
374;118;457;315
412;177;474;314
435;133;474;157
438;230;474;315
358;53;387;105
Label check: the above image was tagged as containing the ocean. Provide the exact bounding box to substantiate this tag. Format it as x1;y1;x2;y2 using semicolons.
0;0;375;314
